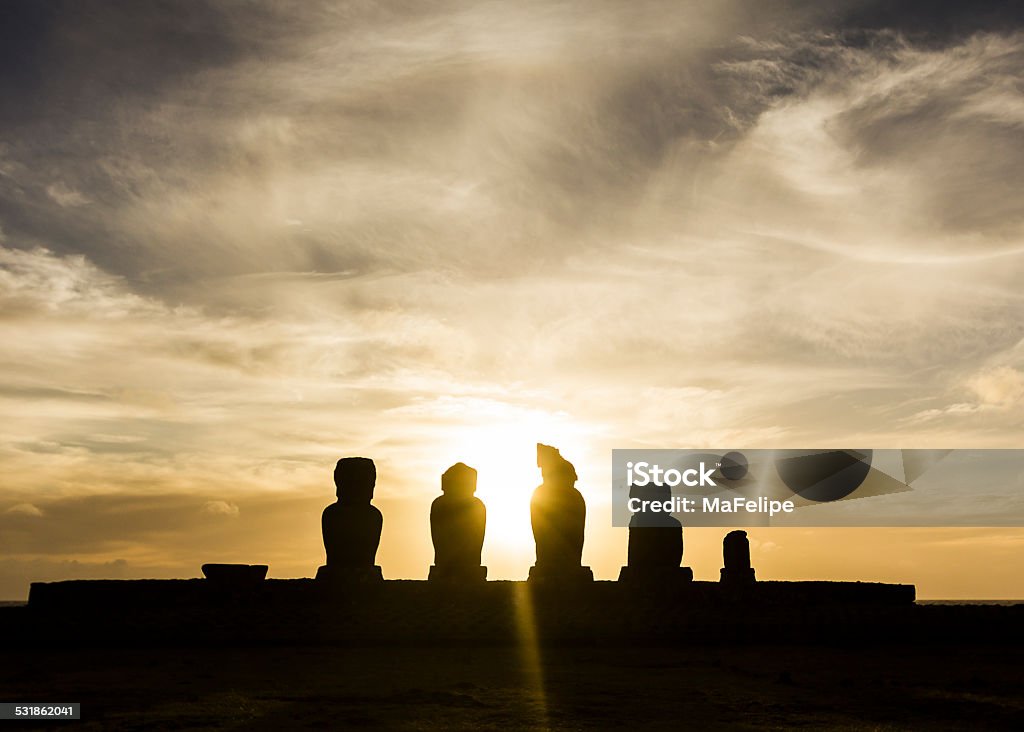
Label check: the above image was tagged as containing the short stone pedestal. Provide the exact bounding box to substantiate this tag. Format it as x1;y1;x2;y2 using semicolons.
527;565;594;585
315;565;384;585
428;565;487;584
720;567;756;584
617;566;693;585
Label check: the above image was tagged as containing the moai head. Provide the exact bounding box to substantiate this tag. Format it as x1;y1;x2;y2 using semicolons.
537;443;578;487
334;457;376;504
441;462;478;498
629;482;671;503
628;482;676;528
723;529;751;571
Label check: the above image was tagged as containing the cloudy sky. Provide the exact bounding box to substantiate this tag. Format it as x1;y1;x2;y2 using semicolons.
2;0;1023;599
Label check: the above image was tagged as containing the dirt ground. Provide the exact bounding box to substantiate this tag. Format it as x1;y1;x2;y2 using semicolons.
2;643;1023;730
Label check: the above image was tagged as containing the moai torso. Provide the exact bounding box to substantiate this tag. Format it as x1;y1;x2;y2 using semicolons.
627;483;683;568
627;524;683;568
322;501;383;568
531;479;586;569
430;494;486;569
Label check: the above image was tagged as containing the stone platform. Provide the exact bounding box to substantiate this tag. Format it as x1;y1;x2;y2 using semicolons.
6;577;968;649
26;577;914;611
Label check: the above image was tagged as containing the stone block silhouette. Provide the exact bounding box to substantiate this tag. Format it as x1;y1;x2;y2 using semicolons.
720;529;756;585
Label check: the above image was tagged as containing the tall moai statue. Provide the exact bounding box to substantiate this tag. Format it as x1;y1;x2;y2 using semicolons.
529;443;593;584
428;462;487;584
618;482;692;586
316;457;384;584
720;529;756;585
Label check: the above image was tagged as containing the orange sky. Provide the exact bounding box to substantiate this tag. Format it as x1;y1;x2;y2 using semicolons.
1;1;1023;599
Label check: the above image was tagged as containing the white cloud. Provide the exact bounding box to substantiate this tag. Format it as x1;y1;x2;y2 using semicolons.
968;366;1024;407
202;500;240;517
45;182;90;208
5;503;43;517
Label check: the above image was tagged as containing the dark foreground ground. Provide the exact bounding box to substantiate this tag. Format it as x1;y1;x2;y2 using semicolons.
3;581;1023;729
2;643;1023;730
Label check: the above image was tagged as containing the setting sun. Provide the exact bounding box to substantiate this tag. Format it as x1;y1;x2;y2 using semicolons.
428;407;592;572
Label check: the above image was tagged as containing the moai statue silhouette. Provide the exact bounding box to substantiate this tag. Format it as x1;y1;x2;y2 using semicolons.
316;457;384;584
618;482;692;587
429;462;487;584
529;443;593;584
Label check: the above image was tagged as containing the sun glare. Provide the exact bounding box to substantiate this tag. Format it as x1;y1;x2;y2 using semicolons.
436;409;590;562
463;428;539;550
